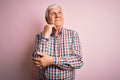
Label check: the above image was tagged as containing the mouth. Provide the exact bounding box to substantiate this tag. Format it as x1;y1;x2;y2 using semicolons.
55;19;62;22
55;18;62;21
55;20;61;22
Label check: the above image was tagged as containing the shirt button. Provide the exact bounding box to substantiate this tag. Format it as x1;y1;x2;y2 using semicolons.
57;75;60;79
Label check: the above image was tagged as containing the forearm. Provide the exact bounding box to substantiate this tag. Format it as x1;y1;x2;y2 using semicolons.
38;32;49;53
53;55;83;70
53;31;83;70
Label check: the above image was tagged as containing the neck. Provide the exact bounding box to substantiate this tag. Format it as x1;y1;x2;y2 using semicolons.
56;26;62;33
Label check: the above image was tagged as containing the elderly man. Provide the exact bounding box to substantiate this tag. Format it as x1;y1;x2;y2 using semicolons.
32;4;83;80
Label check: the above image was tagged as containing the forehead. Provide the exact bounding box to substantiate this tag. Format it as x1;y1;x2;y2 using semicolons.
48;7;62;13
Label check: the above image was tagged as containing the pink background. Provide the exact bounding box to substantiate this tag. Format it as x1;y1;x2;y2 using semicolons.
0;0;120;80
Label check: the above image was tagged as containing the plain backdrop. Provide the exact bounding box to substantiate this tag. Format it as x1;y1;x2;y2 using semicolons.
0;0;120;80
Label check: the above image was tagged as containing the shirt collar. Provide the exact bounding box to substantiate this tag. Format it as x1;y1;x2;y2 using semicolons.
51;28;64;37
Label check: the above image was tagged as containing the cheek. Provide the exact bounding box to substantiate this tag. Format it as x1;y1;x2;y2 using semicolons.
50;17;55;21
47;18;54;24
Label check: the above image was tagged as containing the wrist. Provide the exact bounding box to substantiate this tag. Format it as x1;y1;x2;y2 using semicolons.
43;32;50;38
49;56;54;65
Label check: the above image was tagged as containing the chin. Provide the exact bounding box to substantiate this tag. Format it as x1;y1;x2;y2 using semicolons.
55;24;63;28
55;22;63;27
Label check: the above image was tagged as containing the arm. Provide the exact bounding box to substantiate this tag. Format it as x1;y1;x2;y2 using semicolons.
33;28;83;70
53;32;83;70
33;24;57;68
32;32;53;68
38;32;49;53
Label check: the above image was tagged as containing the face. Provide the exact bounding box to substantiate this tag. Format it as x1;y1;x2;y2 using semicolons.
46;7;64;28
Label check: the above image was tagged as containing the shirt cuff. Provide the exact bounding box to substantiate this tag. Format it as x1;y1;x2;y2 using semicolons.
41;35;49;42
53;57;60;65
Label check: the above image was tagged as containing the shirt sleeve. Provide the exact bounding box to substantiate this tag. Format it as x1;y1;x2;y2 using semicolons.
34;32;49;53
53;31;83;70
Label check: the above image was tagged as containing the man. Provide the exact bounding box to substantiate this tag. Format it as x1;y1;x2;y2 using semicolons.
32;4;83;80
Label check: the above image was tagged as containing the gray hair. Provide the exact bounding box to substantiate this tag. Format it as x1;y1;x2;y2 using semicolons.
45;4;61;18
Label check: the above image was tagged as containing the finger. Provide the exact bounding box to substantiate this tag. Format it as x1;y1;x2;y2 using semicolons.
32;56;40;60
52;25;57;29
52;24;57;33
35;63;43;68
33;61;43;68
36;52;45;57
32;57;39;61
50;18;56;30
52;24;56;29
33;61;40;64
32;57;36;60
36;64;42;68
36;65;43;69
52;27;56;33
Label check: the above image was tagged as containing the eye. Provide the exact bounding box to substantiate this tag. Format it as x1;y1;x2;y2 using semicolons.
51;12;56;16
59;12;62;14
59;12;62;15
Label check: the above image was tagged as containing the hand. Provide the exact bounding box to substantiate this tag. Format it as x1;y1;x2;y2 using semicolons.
33;52;54;68
43;24;57;38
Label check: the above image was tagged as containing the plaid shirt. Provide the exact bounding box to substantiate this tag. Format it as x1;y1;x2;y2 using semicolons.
34;28;83;80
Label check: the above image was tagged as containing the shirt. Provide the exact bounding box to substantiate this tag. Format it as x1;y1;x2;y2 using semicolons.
34;28;83;80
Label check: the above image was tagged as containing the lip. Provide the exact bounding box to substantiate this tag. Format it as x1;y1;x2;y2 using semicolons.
55;20;61;21
55;19;62;21
55;18;62;20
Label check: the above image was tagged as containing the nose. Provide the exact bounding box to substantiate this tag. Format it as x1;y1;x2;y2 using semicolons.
55;13;59;18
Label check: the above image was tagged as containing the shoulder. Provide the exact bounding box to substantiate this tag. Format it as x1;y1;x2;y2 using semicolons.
63;28;79;36
35;32;43;39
